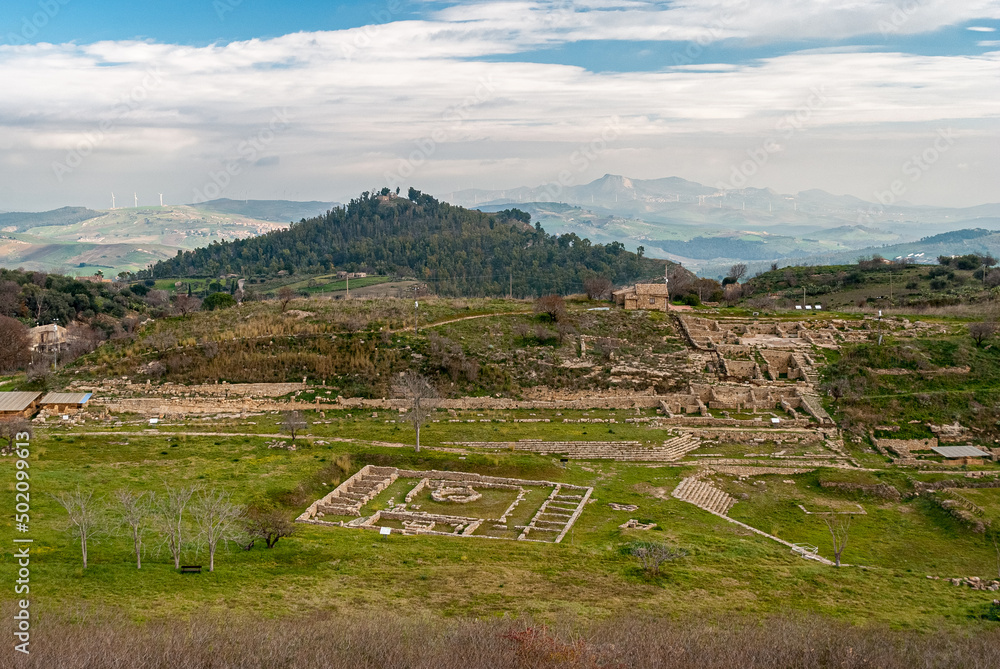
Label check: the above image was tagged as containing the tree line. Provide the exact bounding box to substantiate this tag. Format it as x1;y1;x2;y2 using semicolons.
51;483;295;572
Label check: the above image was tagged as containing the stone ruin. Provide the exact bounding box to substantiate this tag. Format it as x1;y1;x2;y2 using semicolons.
298;465;593;544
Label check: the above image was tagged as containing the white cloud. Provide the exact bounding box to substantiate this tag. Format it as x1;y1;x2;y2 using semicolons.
967;25;997;31
1;1;1000;209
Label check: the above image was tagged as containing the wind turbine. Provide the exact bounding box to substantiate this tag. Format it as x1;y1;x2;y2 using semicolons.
111;192;116;209
159;193;164;207
134;193;138;208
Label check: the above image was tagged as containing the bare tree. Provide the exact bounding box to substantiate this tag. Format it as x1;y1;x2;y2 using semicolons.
191;490;245;572
114;490;154;569
823;515;854;567
969;321;997;347
727;263;748;283
174;294;201;316
51;488;102;569
0;418;30;453
155;484;196;569
631;542;687;576
534;294;566;322
393;371;437;452
583;277;612;300
144;289;170;309
556;321;577;346
0;315;30;373
0;280;21;317
277;286;295;312
243;506;297;549
282;410;307;442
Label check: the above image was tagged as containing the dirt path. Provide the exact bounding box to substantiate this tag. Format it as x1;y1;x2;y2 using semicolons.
394;310;530;333
59;430;468;453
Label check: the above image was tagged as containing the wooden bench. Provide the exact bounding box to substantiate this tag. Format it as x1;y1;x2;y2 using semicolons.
180;565;202;574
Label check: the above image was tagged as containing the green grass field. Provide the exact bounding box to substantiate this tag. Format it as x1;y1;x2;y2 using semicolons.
3;414;999;630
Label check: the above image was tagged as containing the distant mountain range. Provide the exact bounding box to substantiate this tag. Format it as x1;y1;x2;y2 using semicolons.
189;198;340;222
444;174;1000;277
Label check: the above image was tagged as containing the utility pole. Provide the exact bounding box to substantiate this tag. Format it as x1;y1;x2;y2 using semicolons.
888;269;892;303
509;271;513;300
346;274;349;299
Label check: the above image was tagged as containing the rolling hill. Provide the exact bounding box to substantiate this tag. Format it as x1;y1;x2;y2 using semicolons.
0;205;293;276
145;189;666;296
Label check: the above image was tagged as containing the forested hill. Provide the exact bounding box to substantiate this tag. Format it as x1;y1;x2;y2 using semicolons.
145;189;666;296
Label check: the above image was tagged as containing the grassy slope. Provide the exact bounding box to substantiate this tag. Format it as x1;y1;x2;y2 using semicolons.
4;421;998;628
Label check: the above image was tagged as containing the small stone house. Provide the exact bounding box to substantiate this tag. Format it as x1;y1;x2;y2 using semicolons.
614;283;670;311
29;324;68;352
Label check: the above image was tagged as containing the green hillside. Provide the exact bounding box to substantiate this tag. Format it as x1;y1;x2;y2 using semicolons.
146;189;666;297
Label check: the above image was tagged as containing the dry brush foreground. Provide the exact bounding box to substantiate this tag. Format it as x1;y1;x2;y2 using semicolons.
3;612;1000;669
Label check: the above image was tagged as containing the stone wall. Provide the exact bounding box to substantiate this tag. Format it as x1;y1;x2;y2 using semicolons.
873;437;938;456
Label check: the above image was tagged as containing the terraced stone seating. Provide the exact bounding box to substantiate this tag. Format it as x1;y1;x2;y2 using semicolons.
671;477;737;516
315;466;398;517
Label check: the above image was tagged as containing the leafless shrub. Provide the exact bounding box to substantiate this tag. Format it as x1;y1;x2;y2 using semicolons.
0;418;30;453
630;541;687;576
0;279;20;316
592;337;619;361
144;289;170;308
969;321;997;347
278;286;295;312
747;295;776;312
583;277;612;300
533;324;556;344
14;611;997;669
534;294;566;322
282;410;307;441
174;294;201;316
0;314;29;372
556;321;577;345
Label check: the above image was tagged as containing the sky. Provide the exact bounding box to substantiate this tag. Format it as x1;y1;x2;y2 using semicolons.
1;0;999;211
